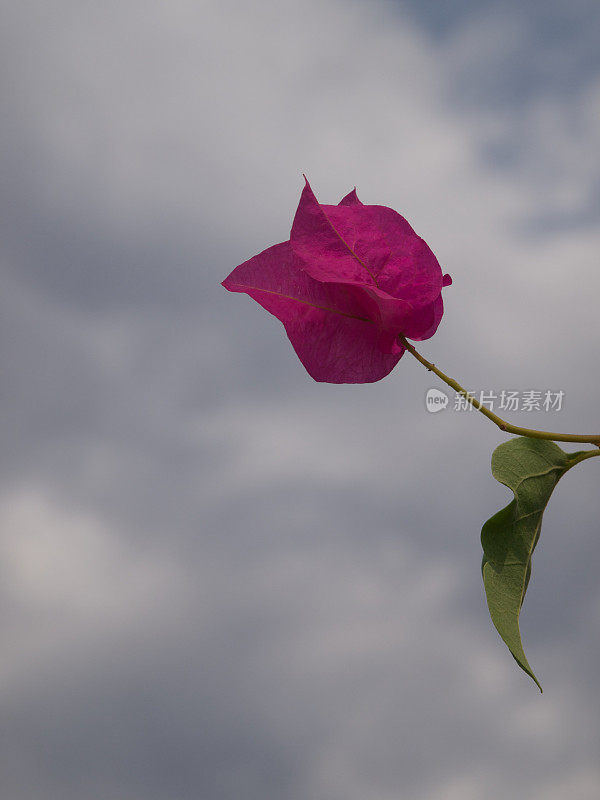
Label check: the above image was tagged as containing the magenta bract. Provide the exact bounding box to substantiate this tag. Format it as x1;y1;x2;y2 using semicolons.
222;178;451;383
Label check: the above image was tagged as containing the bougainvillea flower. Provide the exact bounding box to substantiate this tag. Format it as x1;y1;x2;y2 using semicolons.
222;178;451;383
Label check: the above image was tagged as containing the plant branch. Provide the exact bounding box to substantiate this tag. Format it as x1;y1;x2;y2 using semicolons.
399;335;600;446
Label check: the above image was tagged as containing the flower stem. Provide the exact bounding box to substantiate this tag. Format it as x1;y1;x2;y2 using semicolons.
398;335;600;446
569;449;600;466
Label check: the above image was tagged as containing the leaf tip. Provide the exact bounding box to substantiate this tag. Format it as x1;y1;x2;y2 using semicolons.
528;668;543;693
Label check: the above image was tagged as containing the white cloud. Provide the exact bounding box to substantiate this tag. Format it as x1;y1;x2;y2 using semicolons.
0;487;188;688
530;768;600;800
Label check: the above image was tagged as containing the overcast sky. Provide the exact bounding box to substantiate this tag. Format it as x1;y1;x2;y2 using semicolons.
2;1;600;798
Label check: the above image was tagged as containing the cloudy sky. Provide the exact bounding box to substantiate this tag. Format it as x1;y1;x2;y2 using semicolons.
2;1;600;798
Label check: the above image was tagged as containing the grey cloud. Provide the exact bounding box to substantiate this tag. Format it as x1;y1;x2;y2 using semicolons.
1;1;600;799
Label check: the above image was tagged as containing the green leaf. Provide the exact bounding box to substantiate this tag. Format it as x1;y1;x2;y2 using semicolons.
481;437;590;691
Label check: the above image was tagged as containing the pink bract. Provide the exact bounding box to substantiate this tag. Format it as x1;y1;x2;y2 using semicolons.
222;178;451;384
